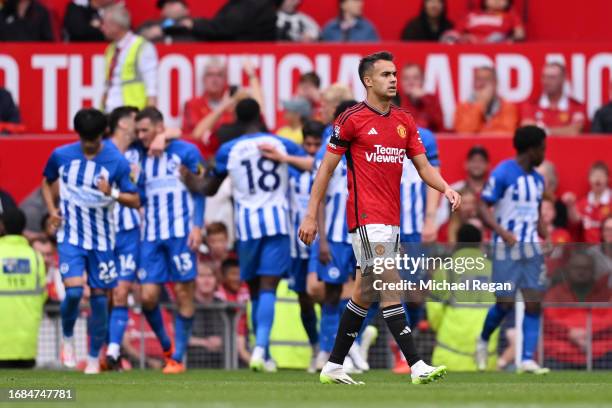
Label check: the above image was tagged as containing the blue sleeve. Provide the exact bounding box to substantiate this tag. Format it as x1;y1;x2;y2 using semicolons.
43;150;60;182
115;157;138;193
320;21;337;41
481;165;508;205
213;142;232;177
192;192;205;228
184;144;205;228
279;137;307;157
418;128;440;167
365;20;380;41
183;144;205;175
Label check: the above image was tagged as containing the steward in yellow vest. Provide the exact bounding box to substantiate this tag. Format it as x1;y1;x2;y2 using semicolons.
101;4;158;112
0;208;46;368
104;34;148;110
426;224;498;371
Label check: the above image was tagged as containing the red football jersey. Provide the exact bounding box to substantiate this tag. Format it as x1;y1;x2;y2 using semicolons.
521;95;588;131
458;10;523;42
576;189;611;243
327;102;426;230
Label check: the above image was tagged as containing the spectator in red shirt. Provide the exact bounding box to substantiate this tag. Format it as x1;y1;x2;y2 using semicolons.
544;252;612;369
587;215;612;281
182;59;265;159
399;63;444;132
447;0;524;44
437;146;490;240
199;222;232;279
295;72;322;120
521;63;588;135
215;258;251;365
564;161;611;243
188;262;225;368
181;58;234;159
454;66;519;135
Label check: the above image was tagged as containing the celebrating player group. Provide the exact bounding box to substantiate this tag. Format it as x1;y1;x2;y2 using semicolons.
42;50;560;385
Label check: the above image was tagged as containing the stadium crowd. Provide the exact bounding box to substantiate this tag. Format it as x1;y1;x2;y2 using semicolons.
0;0;611;374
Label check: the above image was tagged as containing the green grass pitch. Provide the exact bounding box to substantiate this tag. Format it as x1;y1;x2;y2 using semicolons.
2;369;612;408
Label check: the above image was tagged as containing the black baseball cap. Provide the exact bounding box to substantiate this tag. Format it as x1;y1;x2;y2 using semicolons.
467;145;489;161
157;0;187;9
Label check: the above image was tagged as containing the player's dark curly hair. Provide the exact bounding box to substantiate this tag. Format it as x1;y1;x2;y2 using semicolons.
73;108;108;141
513;125;546;153
358;51;394;87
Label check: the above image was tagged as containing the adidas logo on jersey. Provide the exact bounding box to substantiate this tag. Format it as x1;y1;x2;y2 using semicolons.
368;128;378;135
399;326;411;336
347;332;358;338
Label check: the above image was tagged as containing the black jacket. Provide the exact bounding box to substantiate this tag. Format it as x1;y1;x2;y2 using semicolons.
401;14;453;42
62;1;105;42
0;88;20;125
0;0;54;41
191;0;277;41
592;102;612;134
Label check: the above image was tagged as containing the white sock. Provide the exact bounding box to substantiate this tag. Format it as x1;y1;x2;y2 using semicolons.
252;346;265;361
87;355;99;366
311;344;319;355
323;361;343;371
107;343;120;359
411;359;426;374
63;335;74;343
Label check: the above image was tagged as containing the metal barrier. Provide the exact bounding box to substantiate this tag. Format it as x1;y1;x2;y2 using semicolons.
36;302;245;370
35;302;612;371
539;302;612;371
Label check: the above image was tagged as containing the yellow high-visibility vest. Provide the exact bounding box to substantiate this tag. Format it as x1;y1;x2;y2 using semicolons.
104;35;147;110
0;235;46;361
426;248;498;371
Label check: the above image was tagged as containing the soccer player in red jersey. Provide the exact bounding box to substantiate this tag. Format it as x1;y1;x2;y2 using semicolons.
299;51;461;385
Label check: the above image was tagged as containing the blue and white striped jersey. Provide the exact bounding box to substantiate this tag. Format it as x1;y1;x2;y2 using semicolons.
289;166;313;259
316;125;351;245
43;140;137;251
140;140;205;242
114;142;143;232
481;159;544;258
400;128;440;236
213;132;305;242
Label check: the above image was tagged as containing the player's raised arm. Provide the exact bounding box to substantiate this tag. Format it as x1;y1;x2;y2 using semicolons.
181;168;226;196
258;143;314;171
298;151;342;245
411;153;461;212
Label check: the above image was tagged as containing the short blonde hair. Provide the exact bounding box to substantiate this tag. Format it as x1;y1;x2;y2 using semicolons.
322;83;353;105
